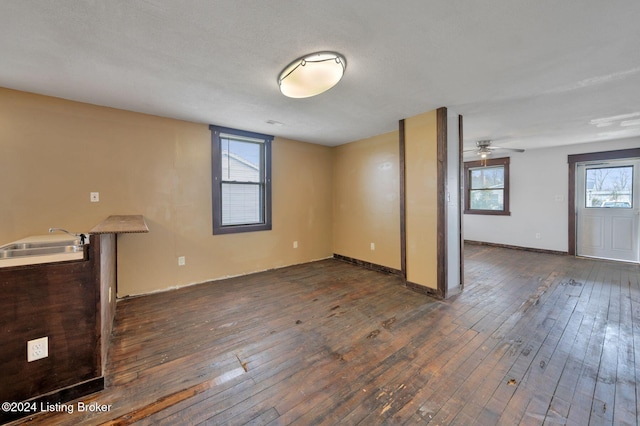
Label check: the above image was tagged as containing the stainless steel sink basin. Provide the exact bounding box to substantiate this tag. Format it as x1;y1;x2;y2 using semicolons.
0;243;84;259
0;235;88;267
0;239;82;251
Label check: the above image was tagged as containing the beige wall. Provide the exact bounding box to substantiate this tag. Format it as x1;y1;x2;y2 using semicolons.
0;88;333;296
332;131;401;270
404;110;438;289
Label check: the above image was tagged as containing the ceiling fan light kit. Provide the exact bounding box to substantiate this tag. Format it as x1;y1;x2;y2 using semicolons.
278;52;346;98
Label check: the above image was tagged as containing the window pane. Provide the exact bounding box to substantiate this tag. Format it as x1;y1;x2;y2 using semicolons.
585;166;633;208
470;166;504;189
221;183;262;225
470;189;504;210
221;138;261;183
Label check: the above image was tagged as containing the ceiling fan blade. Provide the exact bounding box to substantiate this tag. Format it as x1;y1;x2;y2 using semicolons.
490;146;525;153
464;140;525;156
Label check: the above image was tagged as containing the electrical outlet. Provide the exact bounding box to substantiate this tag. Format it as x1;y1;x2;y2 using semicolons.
293;241;298;249
178;256;186;266
90;192;100;202
27;337;48;362
370;242;375;251
535;233;541;239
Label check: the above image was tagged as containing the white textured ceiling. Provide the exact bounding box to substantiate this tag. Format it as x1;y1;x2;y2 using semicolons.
1;1;639;151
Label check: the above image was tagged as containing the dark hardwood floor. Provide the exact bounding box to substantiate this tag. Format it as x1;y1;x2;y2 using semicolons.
7;244;640;425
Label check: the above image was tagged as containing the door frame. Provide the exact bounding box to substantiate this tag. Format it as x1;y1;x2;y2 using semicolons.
568;147;640;256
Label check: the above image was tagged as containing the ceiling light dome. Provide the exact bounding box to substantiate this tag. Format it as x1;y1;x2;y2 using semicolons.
278;52;346;98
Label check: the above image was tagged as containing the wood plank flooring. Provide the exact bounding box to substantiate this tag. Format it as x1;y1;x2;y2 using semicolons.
7;244;640;425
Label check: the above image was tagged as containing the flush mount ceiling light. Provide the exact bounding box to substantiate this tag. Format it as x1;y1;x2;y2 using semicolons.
278;51;346;98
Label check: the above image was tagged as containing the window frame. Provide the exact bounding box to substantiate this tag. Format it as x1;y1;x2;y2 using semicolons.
210;125;273;234
464;157;511;216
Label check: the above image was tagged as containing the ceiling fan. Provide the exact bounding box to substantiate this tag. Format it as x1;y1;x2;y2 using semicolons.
464;140;525;158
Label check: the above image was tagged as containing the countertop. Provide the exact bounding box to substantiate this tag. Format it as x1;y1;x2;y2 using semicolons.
89;215;149;234
0;215;148;268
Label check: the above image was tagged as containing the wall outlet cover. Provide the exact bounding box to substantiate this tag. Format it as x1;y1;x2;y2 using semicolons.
27;337;48;362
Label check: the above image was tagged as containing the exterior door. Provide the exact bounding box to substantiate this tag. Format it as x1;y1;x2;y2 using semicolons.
576;159;640;263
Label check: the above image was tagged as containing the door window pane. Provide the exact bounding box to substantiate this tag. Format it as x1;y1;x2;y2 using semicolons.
585;166;633;208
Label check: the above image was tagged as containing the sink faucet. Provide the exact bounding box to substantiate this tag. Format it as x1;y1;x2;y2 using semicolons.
49;228;87;245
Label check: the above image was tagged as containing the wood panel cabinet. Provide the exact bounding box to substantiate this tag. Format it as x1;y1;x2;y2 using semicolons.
0;233;116;424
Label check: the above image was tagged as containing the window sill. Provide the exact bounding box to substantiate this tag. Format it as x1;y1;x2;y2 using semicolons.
463;210;511;216
213;223;272;235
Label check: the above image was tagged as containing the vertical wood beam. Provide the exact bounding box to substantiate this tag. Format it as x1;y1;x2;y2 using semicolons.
399;119;407;278
458;114;465;291
436;107;448;298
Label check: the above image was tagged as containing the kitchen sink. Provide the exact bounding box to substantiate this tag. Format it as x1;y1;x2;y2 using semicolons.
0;244;84;259
0;235;87;265
0;239;82;251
